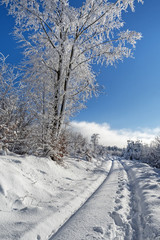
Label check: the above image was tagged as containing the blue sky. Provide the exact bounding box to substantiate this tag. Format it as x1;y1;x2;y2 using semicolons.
72;0;160;130
1;0;160;146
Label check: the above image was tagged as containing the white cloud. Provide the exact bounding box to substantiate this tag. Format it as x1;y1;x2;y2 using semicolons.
70;121;160;148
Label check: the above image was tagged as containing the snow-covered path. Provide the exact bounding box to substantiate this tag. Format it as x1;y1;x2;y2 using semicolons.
0;155;160;239
49;159;132;240
49;158;160;240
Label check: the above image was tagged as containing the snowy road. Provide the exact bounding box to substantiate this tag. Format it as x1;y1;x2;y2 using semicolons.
49;157;160;240
1;155;159;239
49;159;134;240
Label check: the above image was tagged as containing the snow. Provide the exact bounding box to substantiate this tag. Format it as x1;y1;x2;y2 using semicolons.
0;154;160;240
50;158;133;240
0;154;111;240
121;159;160;239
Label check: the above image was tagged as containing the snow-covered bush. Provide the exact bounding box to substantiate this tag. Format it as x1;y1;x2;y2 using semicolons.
148;137;160;168
0;53;36;154
124;140;143;160
67;131;89;159
123;139;160;169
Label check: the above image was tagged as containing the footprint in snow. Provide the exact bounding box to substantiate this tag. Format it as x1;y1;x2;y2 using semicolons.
149;184;158;190
119;186;124;191
110;211;123;226
37;235;41;240
93;226;104;234
116;190;121;194
114;205;123;211
20;207;28;212
115;198;121;204
120;195;124;199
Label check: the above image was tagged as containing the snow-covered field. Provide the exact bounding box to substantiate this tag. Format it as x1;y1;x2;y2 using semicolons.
0;154;160;240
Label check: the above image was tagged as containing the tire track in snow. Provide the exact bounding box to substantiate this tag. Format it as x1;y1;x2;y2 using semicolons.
48;159;114;240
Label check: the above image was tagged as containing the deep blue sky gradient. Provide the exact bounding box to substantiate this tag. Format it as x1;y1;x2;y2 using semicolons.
0;0;160;130
72;0;160;130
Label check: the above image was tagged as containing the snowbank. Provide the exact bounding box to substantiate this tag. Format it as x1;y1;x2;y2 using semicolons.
121;159;160;239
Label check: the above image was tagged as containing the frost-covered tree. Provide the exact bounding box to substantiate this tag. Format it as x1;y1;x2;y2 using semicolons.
123;138;160;169
0;53;20;151
0;53;34;154
124;140;143;160
91;133;100;155
68;131;88;158
2;0;143;145
106;145;122;156
149;137;160;168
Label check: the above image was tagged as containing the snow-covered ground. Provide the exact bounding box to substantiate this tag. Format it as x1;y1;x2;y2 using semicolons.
0;154;111;240
50;157;160;240
121;158;160;239
0;154;160;240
